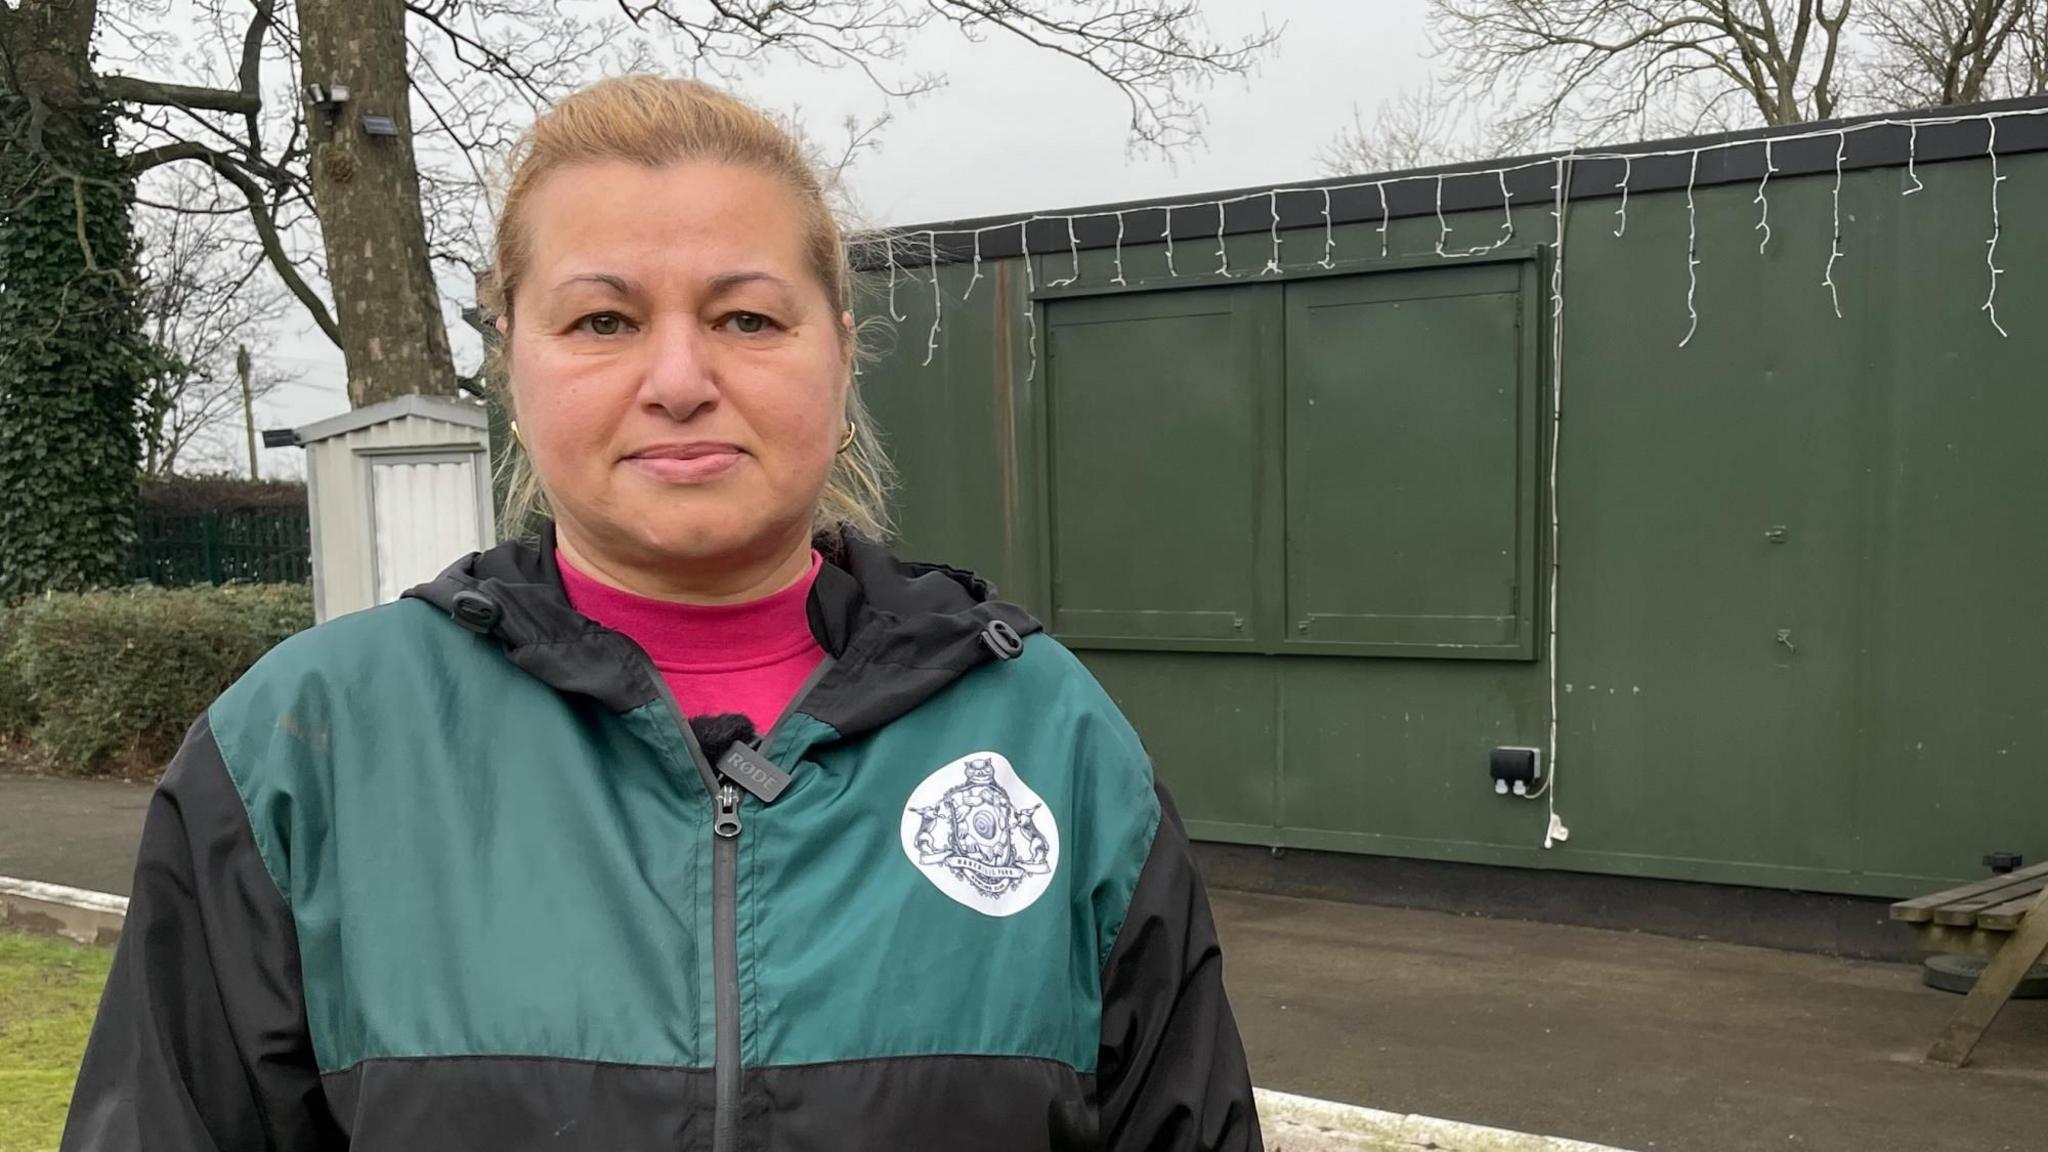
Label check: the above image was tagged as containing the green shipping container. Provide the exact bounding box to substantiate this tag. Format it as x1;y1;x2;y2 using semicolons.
852;100;2048;900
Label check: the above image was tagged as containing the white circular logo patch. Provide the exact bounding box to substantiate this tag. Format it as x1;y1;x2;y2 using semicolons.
900;750;1060;917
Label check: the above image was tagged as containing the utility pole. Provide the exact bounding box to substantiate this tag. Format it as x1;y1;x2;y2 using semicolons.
238;344;260;481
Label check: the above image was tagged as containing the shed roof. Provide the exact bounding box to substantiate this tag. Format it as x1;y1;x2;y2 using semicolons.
293;394;489;445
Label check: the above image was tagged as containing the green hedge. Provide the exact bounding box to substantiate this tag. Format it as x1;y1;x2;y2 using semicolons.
139;475;308;514
1;584;311;777
0;602;32;744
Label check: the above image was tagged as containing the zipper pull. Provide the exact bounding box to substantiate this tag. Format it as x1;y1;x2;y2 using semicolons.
714;782;742;839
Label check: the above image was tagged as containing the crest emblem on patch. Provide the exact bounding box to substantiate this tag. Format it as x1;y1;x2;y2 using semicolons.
900;751;1059;916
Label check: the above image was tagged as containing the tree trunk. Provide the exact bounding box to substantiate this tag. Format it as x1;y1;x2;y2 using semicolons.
0;0;148;596
294;0;456;407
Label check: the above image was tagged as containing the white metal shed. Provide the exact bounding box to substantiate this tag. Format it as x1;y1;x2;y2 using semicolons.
294;395;496;624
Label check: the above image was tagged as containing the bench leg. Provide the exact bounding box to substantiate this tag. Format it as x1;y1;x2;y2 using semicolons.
1927;884;2048;1068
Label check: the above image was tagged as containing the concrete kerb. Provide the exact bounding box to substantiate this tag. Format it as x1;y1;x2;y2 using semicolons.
0;877;1634;1152
0;875;128;946
1255;1089;1638;1152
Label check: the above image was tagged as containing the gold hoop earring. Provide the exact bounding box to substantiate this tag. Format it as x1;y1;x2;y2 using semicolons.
838;421;857;453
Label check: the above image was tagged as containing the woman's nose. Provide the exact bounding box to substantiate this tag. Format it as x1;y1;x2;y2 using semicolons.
636;318;719;420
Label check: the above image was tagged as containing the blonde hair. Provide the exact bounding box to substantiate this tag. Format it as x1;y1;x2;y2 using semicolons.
482;74;893;540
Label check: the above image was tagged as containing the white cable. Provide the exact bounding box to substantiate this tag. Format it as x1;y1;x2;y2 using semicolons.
922;233;942;368
1048;216;1081;288
1319;187;1337;269
886;243;906;322
1905;122;1925;195
963;229;984;301
1985;120;2009;338
1020;220;1039;382
1495;168;1515;248
1824;133;1845;320
1377;181;1389;257
1438;170;1516;259
1216;201;1232;277
1112;211;1127;286
1532;152;1575;844
1163;206;1177;277
1262;190;1284;275
1680;150;1700;348
1613;154;1630;238
1754;138;1776;254
1435;174;1451;257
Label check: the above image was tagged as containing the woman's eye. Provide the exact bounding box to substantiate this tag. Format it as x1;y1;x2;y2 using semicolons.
726;312;773;335
581;313;626;336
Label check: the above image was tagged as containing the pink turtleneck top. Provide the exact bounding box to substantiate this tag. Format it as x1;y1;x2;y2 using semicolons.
558;551;827;731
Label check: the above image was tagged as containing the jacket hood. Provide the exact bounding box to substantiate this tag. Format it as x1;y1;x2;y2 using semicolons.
403;525;1041;741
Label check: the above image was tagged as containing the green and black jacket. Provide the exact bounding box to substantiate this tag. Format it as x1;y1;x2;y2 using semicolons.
64;528;1261;1151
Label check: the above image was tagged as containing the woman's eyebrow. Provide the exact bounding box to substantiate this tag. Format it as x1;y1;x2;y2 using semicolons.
707;271;795;295
557;272;636;294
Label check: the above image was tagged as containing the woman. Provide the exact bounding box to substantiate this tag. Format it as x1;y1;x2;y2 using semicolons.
64;75;1260;1151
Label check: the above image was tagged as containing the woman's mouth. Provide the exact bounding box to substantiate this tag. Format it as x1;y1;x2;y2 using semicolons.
625;442;745;483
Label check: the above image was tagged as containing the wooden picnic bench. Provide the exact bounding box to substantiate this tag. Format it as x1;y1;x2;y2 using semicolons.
1890;860;2048;1067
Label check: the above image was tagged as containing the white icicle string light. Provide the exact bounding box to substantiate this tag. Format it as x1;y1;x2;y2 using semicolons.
1613;155;1630;238
869;106;2042;370
1434;174;1450;256
1824;133;1845;320
1046;216;1081;288
1755;139;1776;254
1319;187;1337;268
922;233;942;368
1216;200;1232;277
1377;181;1390;257
886;243;906;322
1495;169;1515;248
1435;174;1498;258
1020;220;1040;381
1262;190;1284;275
963;229;984;301
1111;211;1128;286
1680;150;1701;348
1984;120;2009;338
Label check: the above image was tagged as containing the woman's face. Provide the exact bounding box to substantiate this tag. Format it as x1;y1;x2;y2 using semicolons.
506;159;848;590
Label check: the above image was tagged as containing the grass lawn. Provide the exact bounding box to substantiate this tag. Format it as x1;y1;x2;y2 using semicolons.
0;932;108;1152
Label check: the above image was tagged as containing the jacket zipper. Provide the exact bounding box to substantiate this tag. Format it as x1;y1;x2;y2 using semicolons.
711;778;742;1152
647;657;836;1152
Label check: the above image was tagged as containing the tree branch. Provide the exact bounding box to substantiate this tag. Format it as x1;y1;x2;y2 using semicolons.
101;75;263;115
240;0;280;156
125;140;216;176
151;145;341;348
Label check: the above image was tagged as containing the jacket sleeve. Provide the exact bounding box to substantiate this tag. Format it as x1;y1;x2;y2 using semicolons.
1096;781;1263;1152
62;715;341;1151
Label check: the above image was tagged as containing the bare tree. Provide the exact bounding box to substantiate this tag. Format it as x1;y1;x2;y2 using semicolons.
134;178;295;477
1863;0;2048;108
2026;1;2048;90
394;1;1279;281
1429;1;1856;143
105;0;1276;407
1317;79;1537;176
1427;1;2047;149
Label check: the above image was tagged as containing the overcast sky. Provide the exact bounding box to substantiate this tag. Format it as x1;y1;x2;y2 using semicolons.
219;0;1432;477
